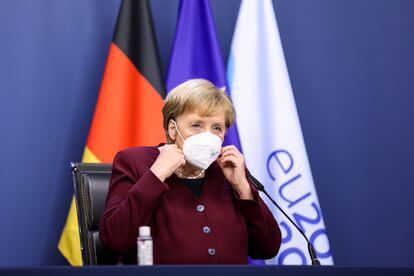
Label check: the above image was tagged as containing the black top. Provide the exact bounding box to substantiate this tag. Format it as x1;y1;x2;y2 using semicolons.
182;178;205;198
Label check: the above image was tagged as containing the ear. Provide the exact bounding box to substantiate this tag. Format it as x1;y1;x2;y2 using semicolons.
167;119;177;142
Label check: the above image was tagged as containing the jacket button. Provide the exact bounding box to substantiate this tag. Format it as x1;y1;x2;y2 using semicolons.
196;204;205;212
208;248;216;256
203;226;211;234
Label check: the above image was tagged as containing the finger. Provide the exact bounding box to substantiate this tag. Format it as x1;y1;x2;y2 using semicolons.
219;155;241;167
174;153;186;166
174;146;183;154
167;144;179;150
179;156;186;166
222;145;239;152
220;149;243;159
175;150;185;160
220;152;237;161
166;144;182;154
220;146;232;155
221;146;241;156
221;145;236;153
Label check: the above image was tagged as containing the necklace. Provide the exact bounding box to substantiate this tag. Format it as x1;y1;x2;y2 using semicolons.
174;169;205;179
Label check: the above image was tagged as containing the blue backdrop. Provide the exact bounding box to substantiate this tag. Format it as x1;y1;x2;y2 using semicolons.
1;0;413;267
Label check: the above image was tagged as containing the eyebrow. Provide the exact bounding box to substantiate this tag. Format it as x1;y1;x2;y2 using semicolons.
189;117;225;127
189;119;203;124
189;118;224;126
212;122;225;127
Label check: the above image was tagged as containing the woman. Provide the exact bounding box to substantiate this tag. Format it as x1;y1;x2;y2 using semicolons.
99;79;281;264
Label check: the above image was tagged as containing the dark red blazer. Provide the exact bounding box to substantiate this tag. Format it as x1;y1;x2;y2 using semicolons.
99;146;281;264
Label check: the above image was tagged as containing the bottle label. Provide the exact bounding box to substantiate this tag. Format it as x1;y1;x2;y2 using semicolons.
138;240;153;265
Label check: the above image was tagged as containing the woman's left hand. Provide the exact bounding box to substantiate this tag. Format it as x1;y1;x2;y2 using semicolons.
217;145;253;200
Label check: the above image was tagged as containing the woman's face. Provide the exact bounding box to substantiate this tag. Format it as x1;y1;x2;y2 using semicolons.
168;111;226;147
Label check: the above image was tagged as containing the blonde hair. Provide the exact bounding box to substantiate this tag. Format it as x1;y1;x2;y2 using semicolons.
163;79;236;142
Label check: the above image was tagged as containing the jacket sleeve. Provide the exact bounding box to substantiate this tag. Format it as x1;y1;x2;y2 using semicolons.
234;180;282;259
99;149;168;254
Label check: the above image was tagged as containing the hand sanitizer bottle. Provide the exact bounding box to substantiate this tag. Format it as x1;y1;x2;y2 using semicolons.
137;226;153;265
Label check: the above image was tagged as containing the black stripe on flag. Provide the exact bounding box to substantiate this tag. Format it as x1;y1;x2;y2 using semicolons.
113;0;165;98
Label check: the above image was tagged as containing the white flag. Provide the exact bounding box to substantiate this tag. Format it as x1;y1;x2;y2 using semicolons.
228;0;334;265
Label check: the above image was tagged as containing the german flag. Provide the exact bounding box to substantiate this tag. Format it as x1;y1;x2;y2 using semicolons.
58;0;165;266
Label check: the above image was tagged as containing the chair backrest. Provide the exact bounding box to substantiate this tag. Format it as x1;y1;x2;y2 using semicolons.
71;162;118;265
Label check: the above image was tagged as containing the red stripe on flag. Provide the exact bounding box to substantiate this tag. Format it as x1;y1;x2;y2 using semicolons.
86;43;165;163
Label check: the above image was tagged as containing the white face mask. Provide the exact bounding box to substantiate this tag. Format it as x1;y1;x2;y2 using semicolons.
172;120;222;170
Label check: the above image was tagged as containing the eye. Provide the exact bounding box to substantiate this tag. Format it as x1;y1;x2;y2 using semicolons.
191;124;202;129
212;126;223;133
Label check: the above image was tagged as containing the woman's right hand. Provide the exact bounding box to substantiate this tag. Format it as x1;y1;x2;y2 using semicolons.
150;144;186;182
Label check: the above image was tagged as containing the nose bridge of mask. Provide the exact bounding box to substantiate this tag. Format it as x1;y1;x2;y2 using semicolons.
198;131;222;145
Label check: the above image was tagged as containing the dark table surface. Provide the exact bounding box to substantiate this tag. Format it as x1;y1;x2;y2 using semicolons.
1;265;414;276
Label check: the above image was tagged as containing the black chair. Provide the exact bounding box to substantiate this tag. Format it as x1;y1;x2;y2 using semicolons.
71;162;118;265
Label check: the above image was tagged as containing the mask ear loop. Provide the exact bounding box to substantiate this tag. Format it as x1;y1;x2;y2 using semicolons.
171;120;191;166
171;120;185;142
